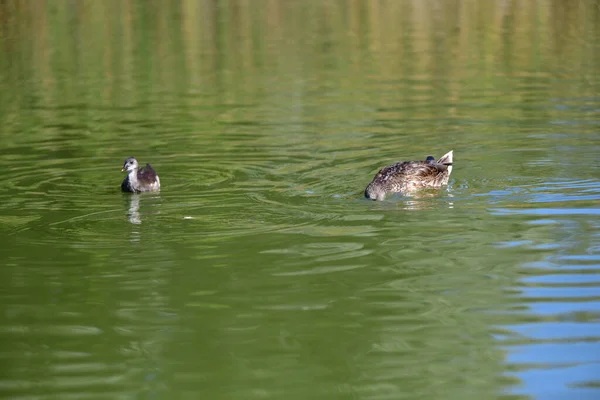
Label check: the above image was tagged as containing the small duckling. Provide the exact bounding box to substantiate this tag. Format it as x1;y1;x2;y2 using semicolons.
121;157;161;193
365;151;453;201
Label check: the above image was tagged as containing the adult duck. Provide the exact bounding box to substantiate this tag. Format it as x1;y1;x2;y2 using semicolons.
364;151;453;201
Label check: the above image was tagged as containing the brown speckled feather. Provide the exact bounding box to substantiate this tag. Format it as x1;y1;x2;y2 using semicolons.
365;151;453;201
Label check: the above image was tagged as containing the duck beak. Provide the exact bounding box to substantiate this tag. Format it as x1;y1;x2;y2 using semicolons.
121;167;127;172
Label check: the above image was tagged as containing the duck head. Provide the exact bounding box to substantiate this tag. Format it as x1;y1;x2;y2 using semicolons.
365;183;386;201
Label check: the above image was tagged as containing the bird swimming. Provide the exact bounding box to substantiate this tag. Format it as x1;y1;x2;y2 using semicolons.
364;151;453;201
121;157;161;193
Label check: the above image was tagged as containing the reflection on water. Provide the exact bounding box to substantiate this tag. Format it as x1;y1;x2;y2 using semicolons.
127;194;141;225
489;180;600;398
0;1;599;399
124;193;162;227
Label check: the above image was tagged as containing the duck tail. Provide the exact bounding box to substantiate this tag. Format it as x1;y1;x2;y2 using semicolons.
437;150;453;176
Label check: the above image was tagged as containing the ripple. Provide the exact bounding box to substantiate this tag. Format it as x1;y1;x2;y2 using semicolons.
272;264;367;276
503;322;600;341
492;208;600;216
0;325;102;336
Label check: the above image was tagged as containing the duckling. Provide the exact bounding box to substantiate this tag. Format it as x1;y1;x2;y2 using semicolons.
364;151;453;201
121;157;161;193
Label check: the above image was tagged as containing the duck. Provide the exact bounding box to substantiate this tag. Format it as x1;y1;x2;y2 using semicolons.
121;157;161;193
364;150;453;201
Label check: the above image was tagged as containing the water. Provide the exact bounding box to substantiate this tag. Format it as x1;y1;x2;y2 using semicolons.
1;1;599;399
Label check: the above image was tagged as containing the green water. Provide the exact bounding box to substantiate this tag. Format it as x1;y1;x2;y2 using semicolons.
1;1;600;399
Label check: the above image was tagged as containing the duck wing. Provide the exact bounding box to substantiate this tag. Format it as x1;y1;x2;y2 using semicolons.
392;161;449;176
371;162;438;185
429;161;452;173
137;164;159;184
404;161;449;176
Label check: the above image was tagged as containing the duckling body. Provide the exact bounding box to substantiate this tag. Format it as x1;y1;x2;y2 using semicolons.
121;157;161;193
364;151;453;201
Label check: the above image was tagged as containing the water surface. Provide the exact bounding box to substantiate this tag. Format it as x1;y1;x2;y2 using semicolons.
1;1;599;399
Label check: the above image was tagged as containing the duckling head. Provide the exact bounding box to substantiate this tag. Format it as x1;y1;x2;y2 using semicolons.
121;157;139;173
